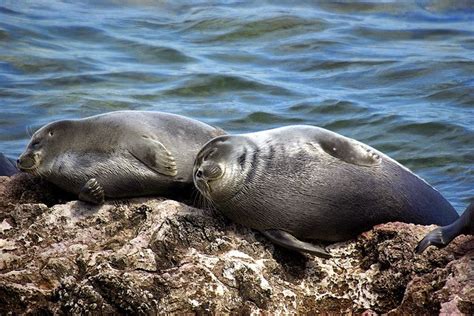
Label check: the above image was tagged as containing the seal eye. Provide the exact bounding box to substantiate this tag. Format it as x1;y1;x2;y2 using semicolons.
48;131;54;137
196;170;203;178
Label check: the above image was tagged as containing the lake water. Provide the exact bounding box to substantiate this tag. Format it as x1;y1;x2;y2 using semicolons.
0;1;473;212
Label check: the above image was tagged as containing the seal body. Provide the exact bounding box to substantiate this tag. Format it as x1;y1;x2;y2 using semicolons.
0;153;18;176
17;111;225;203
193;125;459;256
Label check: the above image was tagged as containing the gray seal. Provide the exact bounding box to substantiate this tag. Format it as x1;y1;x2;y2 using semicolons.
193;125;459;258
0;153;18;176
17;111;225;204
416;202;472;253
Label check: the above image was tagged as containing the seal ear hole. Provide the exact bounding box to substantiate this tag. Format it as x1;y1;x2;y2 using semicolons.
48;131;54;137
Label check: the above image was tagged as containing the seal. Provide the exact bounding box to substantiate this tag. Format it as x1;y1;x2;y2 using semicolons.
17;111;225;204
193;125;459;258
416;202;473;253
0;153;18;176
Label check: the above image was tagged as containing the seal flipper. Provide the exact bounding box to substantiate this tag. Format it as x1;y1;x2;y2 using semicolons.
415;226;449;254
416;202;474;254
316;134;381;167
79;178;105;204
262;229;331;259
128;135;177;176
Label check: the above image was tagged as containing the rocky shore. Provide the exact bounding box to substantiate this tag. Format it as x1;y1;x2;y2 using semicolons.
0;174;472;314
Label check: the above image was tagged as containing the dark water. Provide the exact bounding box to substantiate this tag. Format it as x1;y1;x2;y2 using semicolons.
0;1;473;212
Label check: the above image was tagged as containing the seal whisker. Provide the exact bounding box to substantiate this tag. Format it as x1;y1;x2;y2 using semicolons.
26;125;33;137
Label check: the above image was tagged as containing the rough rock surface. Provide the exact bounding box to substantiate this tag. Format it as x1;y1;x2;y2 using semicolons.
0;174;472;315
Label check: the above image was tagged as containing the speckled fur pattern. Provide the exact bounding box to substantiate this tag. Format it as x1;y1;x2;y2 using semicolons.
194;125;459;243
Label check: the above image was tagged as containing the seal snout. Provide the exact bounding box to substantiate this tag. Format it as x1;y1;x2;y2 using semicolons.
194;160;225;199
17;153;39;171
195;162;223;181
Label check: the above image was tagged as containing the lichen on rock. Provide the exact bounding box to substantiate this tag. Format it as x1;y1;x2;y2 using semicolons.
0;174;472;314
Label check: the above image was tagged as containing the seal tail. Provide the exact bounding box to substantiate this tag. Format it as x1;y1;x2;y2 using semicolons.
416;201;474;254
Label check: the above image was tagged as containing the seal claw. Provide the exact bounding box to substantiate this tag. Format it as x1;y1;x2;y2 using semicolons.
79;178;105;204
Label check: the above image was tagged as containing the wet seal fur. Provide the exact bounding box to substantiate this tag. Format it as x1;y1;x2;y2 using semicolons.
17;111;225;204
416;202;473;253
193;125;459;258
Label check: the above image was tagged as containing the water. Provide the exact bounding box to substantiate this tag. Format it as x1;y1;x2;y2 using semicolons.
0;1;473;212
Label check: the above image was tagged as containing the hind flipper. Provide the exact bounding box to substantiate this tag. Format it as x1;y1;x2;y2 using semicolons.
415;227;448;254
416;202;474;254
263;229;331;259
79;178;105;204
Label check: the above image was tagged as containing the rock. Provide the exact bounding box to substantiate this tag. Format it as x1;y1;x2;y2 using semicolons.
0;174;472;314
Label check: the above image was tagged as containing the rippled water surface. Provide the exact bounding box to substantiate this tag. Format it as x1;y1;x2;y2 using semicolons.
1;1;473;212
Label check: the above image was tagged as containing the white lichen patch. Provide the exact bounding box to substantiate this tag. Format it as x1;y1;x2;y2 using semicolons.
301;241;380;310
222;250;273;293
185;252;228;297
0;219;12;233
0;238;17;251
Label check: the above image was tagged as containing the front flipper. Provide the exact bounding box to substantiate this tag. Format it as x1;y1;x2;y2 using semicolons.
128;135;177;176
79;178;105;204
316;133;381;167
263;229;331;259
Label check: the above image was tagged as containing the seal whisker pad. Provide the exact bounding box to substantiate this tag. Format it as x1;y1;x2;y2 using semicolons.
193;125;459;257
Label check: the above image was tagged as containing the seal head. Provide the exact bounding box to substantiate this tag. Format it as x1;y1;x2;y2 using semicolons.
17;121;72;177
193;135;253;203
